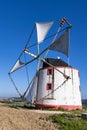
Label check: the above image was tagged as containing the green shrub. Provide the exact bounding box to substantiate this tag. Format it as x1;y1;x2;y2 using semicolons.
49;114;87;130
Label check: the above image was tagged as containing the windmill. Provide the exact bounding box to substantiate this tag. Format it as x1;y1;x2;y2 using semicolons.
8;18;82;110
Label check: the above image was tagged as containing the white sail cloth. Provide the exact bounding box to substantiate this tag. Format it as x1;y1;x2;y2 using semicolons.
26;75;37;103
9;60;24;74
49;30;69;57
36;22;53;44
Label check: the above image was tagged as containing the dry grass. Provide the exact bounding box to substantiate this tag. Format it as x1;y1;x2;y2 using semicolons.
0;103;58;130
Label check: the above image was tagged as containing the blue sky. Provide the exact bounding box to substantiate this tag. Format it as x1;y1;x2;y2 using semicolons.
0;0;87;99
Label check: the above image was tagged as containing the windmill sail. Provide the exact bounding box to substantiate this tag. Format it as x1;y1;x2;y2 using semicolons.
9;59;24;74
26;74;38;103
49;30;69;57
36;22;53;43
8;18;72;103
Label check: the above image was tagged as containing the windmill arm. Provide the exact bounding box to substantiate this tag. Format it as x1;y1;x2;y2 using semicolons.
24;49;70;79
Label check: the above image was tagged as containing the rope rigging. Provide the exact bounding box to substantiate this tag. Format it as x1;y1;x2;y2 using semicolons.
9;74;22;97
8;17;72;102
27;25;71;50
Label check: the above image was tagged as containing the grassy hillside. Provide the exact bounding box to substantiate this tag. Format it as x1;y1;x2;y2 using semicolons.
0;98;87;130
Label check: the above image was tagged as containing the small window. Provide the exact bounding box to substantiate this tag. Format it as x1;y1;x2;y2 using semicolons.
46;83;52;90
47;68;52;75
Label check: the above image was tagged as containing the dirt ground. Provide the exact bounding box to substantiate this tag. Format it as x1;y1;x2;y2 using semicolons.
0;103;59;130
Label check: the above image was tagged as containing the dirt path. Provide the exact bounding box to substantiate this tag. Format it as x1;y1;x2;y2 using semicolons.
0;104;59;130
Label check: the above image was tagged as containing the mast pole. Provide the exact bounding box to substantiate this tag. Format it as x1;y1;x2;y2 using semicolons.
63;18;72;66
44;27;61;58
37;42;40;70
44;17;66;58
68;29;70;65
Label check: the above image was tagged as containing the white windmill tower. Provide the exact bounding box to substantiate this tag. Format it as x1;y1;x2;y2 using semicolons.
35;58;82;110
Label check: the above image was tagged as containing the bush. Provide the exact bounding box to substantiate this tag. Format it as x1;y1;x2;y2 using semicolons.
49;114;87;130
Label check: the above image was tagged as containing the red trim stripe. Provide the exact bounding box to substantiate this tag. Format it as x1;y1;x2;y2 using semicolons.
35;104;82;110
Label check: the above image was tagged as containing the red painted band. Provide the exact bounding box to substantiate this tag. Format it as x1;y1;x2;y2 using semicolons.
35;104;82;110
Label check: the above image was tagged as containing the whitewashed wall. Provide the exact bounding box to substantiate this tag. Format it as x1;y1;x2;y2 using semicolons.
36;67;82;108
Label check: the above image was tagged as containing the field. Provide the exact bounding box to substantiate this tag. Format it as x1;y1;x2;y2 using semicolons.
0;99;87;130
